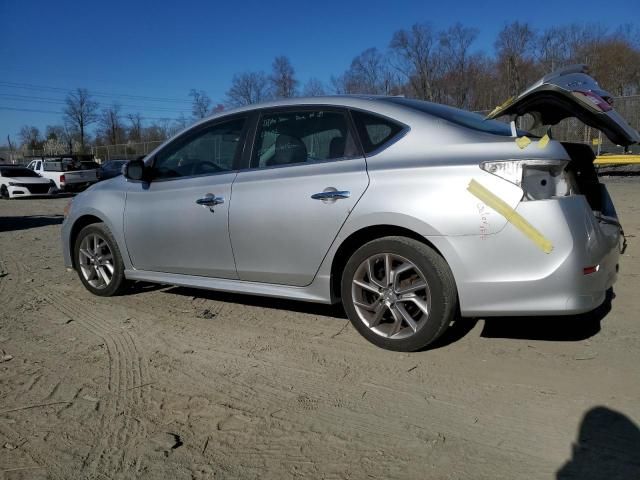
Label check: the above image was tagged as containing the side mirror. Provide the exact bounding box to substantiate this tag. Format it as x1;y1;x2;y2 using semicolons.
123;160;147;181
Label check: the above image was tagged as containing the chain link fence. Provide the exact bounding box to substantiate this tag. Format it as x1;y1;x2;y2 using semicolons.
91;140;165;162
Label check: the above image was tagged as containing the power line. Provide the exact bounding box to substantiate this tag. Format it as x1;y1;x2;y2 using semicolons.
0;93;190;114
0;81;194;105
0;105;181;122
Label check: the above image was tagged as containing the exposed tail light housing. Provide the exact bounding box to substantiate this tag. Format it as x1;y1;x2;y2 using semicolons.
480;159;574;200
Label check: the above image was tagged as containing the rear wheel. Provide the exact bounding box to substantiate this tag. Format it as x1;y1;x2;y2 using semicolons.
74;223;128;296
341;236;457;352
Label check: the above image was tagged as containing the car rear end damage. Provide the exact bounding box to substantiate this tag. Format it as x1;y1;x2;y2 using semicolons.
440;139;622;316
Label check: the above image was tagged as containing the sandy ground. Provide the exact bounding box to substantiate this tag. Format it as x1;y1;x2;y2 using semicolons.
1;179;639;480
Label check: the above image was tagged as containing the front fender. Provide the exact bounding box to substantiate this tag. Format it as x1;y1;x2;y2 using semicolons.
62;181;129;269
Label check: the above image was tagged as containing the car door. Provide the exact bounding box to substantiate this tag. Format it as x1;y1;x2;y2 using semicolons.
229;107;369;286
123;116;248;278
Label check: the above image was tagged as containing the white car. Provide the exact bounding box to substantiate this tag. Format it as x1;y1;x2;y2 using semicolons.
0;165;57;199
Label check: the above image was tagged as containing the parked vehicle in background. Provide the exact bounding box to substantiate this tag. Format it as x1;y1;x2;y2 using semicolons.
97;160;129;181
27;157;98;192
0;165;56;198
62;65;635;351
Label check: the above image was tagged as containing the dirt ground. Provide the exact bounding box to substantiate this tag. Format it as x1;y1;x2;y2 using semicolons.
1;179;639;480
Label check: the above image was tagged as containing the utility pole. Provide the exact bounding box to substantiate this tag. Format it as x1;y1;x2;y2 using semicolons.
7;135;15;163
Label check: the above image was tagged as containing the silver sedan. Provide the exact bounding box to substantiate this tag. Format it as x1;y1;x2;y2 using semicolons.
62;65;635;351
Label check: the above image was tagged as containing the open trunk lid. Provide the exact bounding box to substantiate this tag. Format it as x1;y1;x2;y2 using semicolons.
486;64;640;146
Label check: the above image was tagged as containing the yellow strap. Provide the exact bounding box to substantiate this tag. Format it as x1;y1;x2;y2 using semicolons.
467;179;553;254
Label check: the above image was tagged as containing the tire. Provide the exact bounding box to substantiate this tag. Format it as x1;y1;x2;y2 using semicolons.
341;236;457;352
1;185;10;199
74;223;129;296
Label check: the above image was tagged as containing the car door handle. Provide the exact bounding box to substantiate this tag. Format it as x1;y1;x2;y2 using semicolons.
196;194;224;206
311;190;351;200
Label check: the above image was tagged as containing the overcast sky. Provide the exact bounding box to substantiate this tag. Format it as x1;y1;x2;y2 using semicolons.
1;0;637;142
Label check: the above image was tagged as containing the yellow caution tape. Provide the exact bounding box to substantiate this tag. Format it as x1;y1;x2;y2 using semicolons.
516;136;532;149
595;155;640;165
537;134;550;149
486;96;515;118
467;179;553;254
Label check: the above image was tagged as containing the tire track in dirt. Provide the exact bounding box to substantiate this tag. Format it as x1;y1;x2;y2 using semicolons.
37;289;152;477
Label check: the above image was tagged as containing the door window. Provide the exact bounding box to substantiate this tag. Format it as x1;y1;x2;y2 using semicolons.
252;110;358;168
152;118;246;180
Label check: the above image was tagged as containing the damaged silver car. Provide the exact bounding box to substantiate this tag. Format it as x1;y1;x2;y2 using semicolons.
62;65;636;351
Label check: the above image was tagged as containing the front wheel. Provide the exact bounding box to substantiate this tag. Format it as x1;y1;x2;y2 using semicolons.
74;223;129;296
341;236;458;352
1;185;10;199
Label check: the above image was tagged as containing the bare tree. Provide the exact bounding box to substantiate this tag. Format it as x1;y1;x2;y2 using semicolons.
127;113;143;142
495;22;538;96
334;48;397;95
438;23;479;108
189;89;212;119
302;78;326;97
63;88;99;152
99;104;123;145
173;113;189;131
270;56;298;98
45;124;74;154
142;124;167;142
226;72;270;107
390;23;439;100
18;125;42;150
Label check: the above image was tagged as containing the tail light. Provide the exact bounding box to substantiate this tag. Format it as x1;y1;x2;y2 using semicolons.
480;159;574;200
59;174;66;185
571;90;613;112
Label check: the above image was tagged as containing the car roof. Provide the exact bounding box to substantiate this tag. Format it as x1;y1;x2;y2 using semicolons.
192;95;411;126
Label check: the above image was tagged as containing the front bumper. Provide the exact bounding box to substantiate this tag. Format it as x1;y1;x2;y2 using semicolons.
444;194;621;316
8;185;57;198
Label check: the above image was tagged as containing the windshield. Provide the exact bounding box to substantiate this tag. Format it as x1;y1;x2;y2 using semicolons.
381;97;522;137
1;167;41;177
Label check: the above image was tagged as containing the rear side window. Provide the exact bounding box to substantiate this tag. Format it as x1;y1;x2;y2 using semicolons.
351;110;405;154
252;110;358;168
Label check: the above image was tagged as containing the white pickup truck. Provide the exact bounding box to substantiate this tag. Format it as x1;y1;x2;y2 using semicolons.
26;158;98;192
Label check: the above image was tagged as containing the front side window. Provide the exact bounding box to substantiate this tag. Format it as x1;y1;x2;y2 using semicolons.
252;110;358;168
152;118;245;179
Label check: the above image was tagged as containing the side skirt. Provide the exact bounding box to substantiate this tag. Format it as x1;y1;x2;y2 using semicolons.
124;269;334;304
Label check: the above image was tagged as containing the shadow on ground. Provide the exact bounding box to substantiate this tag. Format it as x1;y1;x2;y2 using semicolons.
164;286;348;319
557;406;640;479
479;289;613;342
159;286;613;350
0;215;64;232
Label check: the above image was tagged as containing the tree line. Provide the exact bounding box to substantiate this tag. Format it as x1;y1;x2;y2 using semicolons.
12;21;640;154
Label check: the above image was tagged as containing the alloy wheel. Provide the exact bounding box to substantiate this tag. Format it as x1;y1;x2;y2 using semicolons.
78;233;115;289
351;253;431;340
